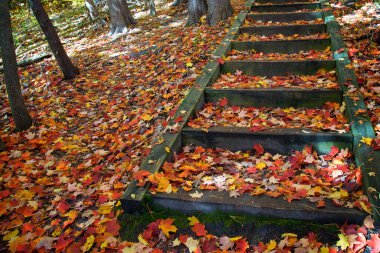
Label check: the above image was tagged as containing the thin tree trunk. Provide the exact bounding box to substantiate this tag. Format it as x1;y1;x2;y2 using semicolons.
172;0;187;7
108;0;136;35
85;0;100;19
187;0;207;25
206;0;233;26
144;0;156;16
0;0;33;131
29;0;79;80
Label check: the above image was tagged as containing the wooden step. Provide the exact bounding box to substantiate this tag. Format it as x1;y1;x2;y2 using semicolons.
240;24;326;36
182;127;352;154
251;3;321;12
150;189;366;224
205;87;342;108
255;0;318;4
246;11;324;22
221;60;336;76
231;39;330;54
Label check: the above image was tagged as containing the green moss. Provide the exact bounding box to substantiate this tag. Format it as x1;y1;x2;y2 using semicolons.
119;202;340;244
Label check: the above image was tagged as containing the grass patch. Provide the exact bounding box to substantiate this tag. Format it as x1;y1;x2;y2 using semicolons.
119;199;340;244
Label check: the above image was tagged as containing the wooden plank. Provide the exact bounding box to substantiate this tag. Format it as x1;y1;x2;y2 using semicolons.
150;189;366;224
240;24;326;36
232;39;331;53
182;127;353;154
251;3;321;12
324;11;350;64
246;11;324;22
0;53;51;72
336;61;380;221
221;60;336;76
205;87;342;108
255;0;318;4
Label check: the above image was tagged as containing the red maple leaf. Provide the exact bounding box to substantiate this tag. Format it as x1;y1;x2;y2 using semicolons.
56;201;70;214
217;58;225;65
133;170;151;180
201;237;218;252
367;234;380;253
105;219;120;236
235;238;249;253
218;97;228;107
192;222;207;236
253;144;264;155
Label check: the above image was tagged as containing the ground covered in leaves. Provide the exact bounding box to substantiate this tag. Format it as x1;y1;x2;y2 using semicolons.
1;0;380;252
0;0;245;251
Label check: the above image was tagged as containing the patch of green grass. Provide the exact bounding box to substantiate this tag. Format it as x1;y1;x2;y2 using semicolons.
118;200;340;244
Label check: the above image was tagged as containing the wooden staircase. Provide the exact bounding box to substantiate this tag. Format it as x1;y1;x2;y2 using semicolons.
121;0;380;225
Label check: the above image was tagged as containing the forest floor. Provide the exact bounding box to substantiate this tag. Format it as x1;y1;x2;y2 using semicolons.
0;0;380;252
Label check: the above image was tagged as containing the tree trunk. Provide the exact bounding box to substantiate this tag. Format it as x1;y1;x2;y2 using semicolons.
108;0;136;36
187;0;207;25
29;0;79;80
206;0;233;26
0;0;33;131
85;0;100;19
172;0;187;7
144;0;156;16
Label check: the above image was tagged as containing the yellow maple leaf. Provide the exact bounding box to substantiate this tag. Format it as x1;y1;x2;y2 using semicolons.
141;114;153;121
81;235;95;252
4;230;19;241
230;236;242;242
266;240;277;252
159;218;177;237
360;137;373;146
336;233;349;250
320;247;329;253
188;216;200;226
185;237;199;252
329;190;348;199
281;233;297;238
138;234;149;245
14;190;35;201
186;62;193;68
98;203;113;214
359;201;372;214
256;162;266;170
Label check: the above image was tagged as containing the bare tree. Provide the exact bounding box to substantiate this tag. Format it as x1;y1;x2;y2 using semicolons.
0;0;33;131
85;0;100;19
144;0;156;16
187;0;207;25
206;0;233;26
107;0;136;35
29;0;79;80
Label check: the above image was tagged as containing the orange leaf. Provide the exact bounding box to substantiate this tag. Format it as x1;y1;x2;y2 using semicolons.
159;218;177;237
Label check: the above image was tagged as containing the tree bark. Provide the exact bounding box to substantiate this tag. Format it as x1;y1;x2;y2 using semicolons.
206;0;233;26
85;0;100;19
107;0;136;36
29;0;79;80
144;0;156;16
187;0;207;25
0;0;33;131
172;0;187;7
